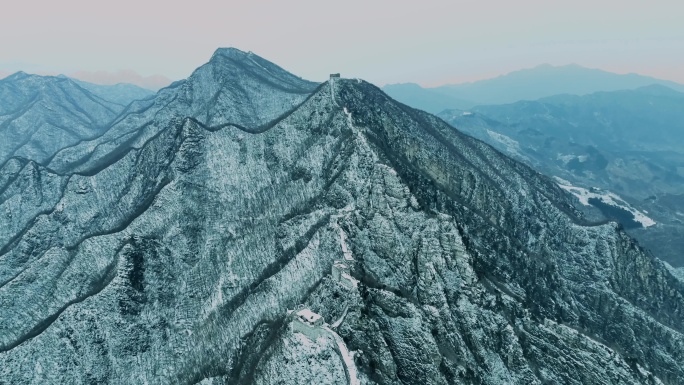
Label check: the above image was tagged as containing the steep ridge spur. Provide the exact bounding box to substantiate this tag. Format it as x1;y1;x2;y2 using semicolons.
0;51;682;385
0;72;122;166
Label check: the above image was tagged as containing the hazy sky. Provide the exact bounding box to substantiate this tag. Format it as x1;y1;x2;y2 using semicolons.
1;0;682;86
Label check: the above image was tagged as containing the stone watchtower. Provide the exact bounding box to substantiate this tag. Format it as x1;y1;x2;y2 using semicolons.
332;261;358;290
291;308;326;340
332;261;349;281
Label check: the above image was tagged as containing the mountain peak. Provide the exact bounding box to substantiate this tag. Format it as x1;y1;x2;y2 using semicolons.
189;48;318;97
203;47;283;76
1;71;78;89
7;70;29;79
3;71;47;83
531;63;584;70
211;47;252;60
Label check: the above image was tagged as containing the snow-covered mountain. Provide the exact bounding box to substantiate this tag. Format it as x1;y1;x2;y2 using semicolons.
1;49;683;385
0;72;123;165
45;47;319;175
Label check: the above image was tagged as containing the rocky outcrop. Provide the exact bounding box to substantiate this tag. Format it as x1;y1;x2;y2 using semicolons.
0;51;682;385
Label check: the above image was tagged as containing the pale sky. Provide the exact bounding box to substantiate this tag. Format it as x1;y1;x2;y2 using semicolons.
0;0;682;86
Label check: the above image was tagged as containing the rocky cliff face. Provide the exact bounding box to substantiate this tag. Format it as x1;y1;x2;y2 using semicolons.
1;50;683;385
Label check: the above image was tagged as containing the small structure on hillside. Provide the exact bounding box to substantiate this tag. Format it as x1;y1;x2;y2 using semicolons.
338;271;358;290
332;261;358;290
332;261;349;281
338;229;356;266
290;308;326;340
330;73;341;79
342;252;355;265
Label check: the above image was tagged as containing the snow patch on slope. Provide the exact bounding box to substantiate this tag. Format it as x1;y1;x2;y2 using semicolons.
557;153;588;165
554;177;656;228
486;129;523;157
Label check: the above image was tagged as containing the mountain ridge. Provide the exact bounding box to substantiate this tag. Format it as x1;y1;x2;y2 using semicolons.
67;69;173;91
0;51;683;384
384;64;684;113
68;78;156;107
0;72;124;167
44;48;319;175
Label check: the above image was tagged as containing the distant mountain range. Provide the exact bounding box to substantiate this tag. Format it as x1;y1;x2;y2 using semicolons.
69;78;156;106
68;69;173;91
1;69;172;91
439;84;684;266
384;64;684;113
